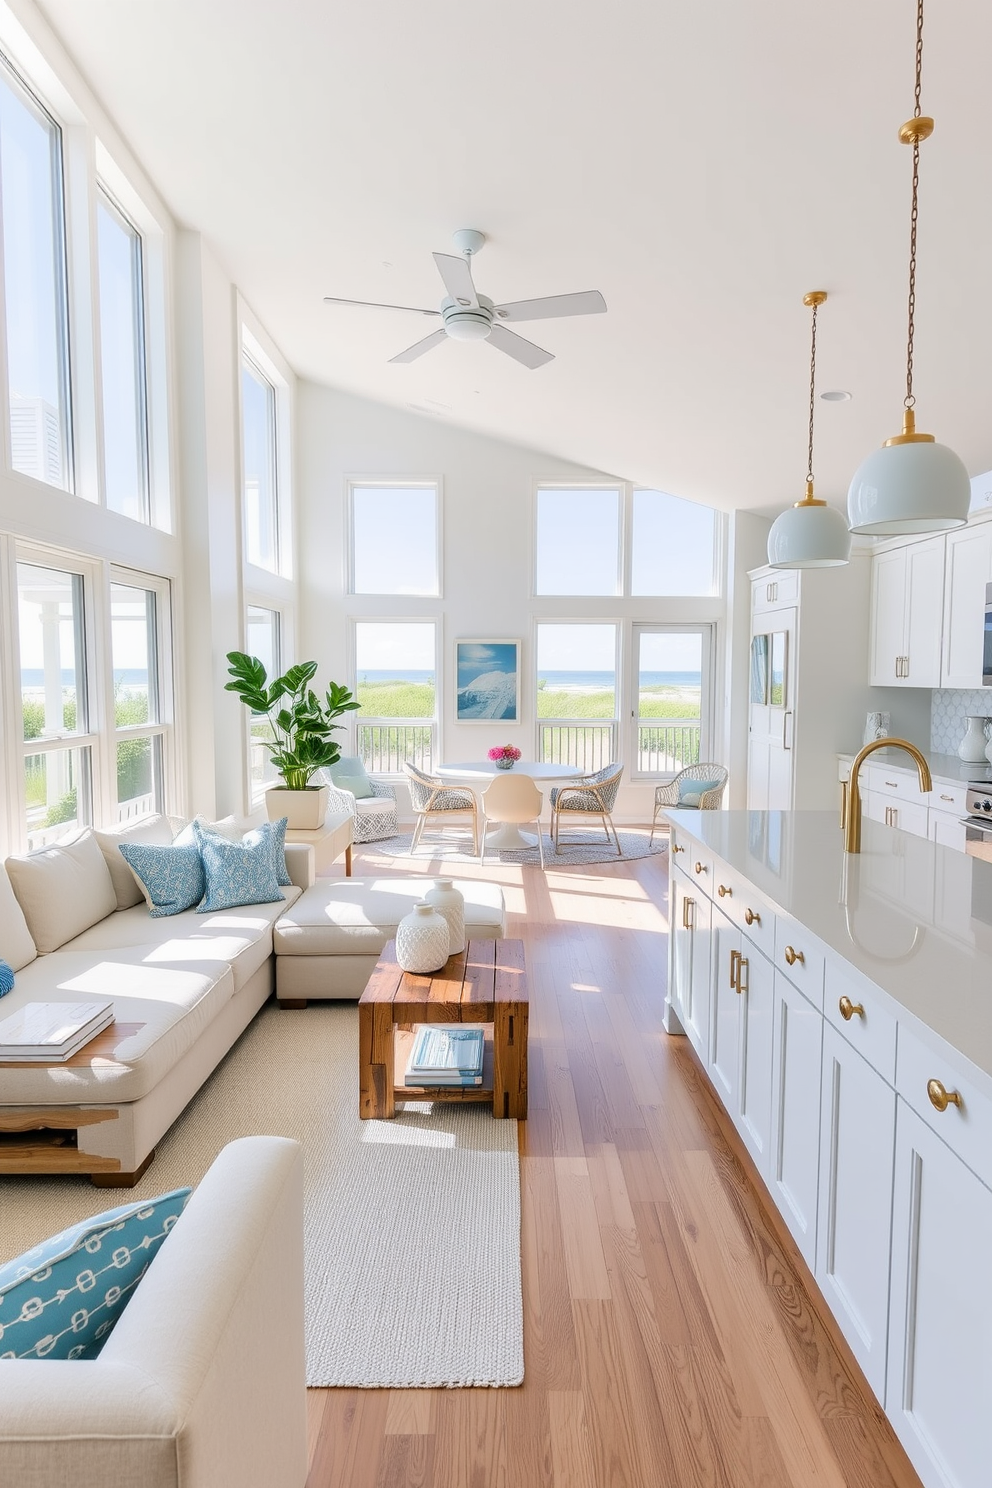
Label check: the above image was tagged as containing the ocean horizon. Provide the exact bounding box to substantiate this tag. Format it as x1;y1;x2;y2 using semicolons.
357;669;701;687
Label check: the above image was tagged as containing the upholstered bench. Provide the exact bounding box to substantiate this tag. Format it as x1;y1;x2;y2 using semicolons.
273;877;506;1004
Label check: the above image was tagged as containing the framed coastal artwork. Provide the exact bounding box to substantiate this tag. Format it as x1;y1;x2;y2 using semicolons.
455;640;521;722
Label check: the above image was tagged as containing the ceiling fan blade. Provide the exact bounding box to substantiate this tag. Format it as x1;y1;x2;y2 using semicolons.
433;252;479;307
323;296;440;316
388;328;449;364
487;322;554;369
493;289;607;322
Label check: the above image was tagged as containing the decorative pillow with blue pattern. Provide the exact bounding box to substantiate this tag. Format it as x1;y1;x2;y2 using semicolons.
678;777;721;807
0;959;13;997
0;1187;191;1360
118;842;206;916
193;819;285;913
174;815;292;887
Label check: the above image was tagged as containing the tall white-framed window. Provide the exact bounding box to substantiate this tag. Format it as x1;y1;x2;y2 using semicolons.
353;620;437;772
630;489;719;596
241;353;279;573
97;188;149;522
245;603;283;803
535;621;619;771
109;573;173;820
348;481;441;597
16;557;93;847
0;51;72;491
534;486;622;597
631;623;713;777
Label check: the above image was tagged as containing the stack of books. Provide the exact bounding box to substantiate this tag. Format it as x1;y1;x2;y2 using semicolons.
0;1000;115;1062
404;1024;485;1087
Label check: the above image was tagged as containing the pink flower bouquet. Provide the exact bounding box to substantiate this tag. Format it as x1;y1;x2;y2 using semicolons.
488;744;522;769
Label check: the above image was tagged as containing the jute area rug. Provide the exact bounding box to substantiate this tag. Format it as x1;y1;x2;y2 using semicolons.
371;827;667;867
0;1003;524;1388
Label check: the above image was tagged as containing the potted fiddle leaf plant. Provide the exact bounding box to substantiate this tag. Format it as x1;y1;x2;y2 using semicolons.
225;651;361;829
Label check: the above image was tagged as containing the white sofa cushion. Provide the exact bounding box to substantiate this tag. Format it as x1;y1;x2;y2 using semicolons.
63;886;303;994
5;831;117;954
0;948;235;1103
93;814;176;910
273;877;505;957
0;869;36;973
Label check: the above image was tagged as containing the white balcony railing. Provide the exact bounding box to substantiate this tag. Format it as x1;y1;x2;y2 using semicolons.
358;721;435;774
539;721;617;773
637;720;701;774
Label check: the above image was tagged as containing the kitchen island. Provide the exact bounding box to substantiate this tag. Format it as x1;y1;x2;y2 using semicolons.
665;808;991;1488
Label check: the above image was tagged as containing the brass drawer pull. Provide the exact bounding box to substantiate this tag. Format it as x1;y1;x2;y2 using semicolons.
672;844;684;853
939;794;954;802
682;896;695;930
718;884;732;898
744;907;761;926
784;945;805;967
927;1078;962;1113
694;861;706;875
884;780;898;787
838;995;864;1021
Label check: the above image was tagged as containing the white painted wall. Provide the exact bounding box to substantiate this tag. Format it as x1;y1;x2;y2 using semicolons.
296;382;728;823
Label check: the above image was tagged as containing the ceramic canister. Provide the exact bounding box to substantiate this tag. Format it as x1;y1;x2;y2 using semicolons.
425;877;466;955
395;902;450;974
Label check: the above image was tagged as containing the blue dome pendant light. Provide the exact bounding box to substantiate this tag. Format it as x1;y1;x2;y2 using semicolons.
767;291;852;569
847;0;969;536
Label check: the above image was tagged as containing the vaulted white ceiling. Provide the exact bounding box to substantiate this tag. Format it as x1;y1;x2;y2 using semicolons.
35;0;992;515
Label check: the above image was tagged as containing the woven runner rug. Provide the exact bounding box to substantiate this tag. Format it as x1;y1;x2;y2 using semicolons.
0;1003;524;1388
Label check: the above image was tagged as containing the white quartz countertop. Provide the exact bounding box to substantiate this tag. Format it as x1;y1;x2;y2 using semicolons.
837;747;992;787
666;809;992;1094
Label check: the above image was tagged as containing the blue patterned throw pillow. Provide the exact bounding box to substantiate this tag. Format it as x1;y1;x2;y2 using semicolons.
268;815;292;887
193;819;284;913
0;1187;191;1360
119;842;206;916
0;959;13;997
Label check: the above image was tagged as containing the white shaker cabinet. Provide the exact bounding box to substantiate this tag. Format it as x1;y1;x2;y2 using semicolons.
869;536;944;687
940;518;992;688
737;934;775;1182
887;1103;992;1488
816;1023;897;1401
768;971;822;1270
709;906;742;1111
668;863;712;1059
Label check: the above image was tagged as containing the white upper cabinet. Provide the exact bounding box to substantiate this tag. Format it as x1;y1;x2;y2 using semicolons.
940;520;992;688
869;537;945;687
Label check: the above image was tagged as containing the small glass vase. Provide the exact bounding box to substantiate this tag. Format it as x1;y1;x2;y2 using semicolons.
495;758;514;770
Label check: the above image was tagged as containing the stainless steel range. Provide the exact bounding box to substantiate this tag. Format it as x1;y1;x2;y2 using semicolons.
964;783;992;860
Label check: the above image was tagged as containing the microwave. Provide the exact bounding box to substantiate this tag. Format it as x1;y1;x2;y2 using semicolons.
985;582;992;685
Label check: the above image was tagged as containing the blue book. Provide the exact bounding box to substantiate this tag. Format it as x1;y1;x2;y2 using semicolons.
406;1024;484;1082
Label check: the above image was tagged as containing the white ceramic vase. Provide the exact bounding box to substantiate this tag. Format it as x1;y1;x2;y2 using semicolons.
425;877;466;955
395;902;450;974
958;716;991;763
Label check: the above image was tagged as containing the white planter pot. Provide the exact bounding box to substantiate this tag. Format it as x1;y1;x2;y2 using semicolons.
265;783;329;830
395;902;450;974
425;878;466;955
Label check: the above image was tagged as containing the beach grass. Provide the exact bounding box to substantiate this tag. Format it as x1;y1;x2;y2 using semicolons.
356;680;435;718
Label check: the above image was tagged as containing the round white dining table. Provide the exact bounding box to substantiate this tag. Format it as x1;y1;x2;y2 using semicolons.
436;760;584;850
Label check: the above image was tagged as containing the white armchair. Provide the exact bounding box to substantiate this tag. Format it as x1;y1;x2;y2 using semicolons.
650;763;729;841
319;758;398;844
0;1136;307;1488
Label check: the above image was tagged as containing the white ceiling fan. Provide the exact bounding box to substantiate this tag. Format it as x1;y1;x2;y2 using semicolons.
323;229;607;369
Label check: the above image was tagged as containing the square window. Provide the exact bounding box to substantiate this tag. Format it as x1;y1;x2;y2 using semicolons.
350;485;439;596
535;488;620;596
631;489;718;596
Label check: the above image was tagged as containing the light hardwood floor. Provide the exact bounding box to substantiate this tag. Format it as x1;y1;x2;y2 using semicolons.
305;837;922;1488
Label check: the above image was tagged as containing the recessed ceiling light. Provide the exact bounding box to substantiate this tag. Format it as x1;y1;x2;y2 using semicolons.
820;389;852;402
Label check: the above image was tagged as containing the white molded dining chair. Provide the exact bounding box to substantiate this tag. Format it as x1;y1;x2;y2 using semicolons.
481;773;545;867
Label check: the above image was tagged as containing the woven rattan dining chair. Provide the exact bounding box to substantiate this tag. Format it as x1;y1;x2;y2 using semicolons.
649;763;729;842
403;762;480;855
481;772;545;867
549;762;624;855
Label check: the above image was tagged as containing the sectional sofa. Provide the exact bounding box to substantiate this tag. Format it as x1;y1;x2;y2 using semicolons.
0;815;506;1184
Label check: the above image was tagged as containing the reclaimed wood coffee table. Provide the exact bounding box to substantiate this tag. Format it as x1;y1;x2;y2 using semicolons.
358;939;527;1120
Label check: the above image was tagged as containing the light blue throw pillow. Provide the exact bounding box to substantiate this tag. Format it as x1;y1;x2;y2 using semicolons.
330;756;374;799
193;820;284;913
118;842;206;917
0;959;13;996
0;1187;191;1360
678;777;721;807
267;815;292;887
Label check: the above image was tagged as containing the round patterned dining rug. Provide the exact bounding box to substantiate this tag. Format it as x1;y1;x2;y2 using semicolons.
367;828;667;866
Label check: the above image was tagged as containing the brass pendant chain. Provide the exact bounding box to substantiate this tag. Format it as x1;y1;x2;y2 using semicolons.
807;298;819;488
904;0;925;411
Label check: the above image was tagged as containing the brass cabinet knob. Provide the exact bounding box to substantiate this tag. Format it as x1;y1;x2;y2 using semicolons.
838;995;864;1021
927;1078;962;1113
695;861;706;875
784;945;805;967
718;884;732;898
672;844;684;853
744;907;761;926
